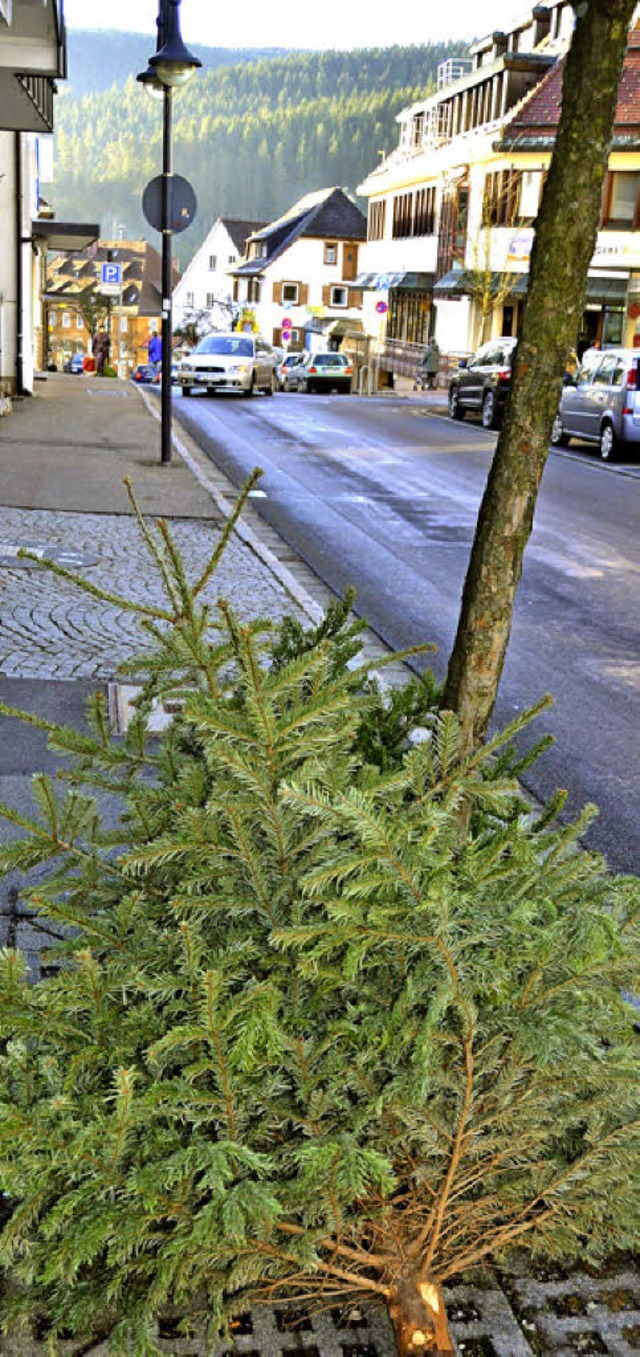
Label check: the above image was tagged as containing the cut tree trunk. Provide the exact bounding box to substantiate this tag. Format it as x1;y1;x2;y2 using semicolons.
442;0;637;754
388;1277;454;1357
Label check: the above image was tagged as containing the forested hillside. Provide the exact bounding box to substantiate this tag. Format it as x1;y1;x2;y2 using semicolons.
47;41;469;265
64;29;289;95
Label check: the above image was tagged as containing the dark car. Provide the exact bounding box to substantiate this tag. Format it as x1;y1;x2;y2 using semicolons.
448;337;517;429
131;364;160;385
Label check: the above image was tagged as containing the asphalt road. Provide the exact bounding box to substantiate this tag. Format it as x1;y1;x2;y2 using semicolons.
173;387;640;876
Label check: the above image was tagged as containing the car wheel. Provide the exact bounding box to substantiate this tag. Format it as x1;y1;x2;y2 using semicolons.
481;390;499;430
448;386;464;420
264;371;276;396
181;386;191;398
243;372;257;398
550;413;570;446
599;421;617;461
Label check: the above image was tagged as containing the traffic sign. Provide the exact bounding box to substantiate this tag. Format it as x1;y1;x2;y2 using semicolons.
101;262;122;287
98;284;121;297
142;175;197;234
281;317;293;338
375;300;388;314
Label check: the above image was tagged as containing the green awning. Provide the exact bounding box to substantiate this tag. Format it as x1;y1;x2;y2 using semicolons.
434;269;629;306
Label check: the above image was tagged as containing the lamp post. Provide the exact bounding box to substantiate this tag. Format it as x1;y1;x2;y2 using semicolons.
137;0;201;465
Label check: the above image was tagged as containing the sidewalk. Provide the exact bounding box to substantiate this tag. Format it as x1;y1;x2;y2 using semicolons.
0;376;638;1357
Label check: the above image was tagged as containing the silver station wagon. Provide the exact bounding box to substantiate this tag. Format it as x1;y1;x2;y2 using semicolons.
551;348;640;460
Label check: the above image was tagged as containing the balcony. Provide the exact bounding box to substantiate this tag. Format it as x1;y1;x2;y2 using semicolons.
0;0;64;131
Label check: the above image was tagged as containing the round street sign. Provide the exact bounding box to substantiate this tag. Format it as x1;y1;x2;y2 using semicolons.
281;316;293;336
142;175;197;234
375;300;388;314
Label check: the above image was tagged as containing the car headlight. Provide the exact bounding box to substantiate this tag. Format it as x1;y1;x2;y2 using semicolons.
228;363;250;375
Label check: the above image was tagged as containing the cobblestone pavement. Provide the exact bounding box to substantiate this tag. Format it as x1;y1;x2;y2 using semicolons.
0;506;306;680
1;1272;639;1357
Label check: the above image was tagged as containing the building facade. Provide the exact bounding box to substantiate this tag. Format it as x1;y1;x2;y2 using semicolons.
173;218;265;338
0;0;68;394
230;188;366;352
46;239;180;375
356;0;640;376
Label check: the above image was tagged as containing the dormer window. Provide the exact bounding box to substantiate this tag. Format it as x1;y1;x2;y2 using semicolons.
324;242;338;264
412;112;424;149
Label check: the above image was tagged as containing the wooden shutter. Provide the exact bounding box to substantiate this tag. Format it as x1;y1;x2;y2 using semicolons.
322;284;331;305
348;289;363;308
299;283;309;305
272;281;282;304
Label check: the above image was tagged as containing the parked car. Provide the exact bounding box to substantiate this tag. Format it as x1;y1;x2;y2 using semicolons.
297;352;353;394
177;333;277;397
448;337;518;429
277;352;306;390
551;348;640;461
131;364;160;385
64;353;85;375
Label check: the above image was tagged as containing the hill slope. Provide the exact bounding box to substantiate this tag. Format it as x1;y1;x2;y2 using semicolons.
48;40;469;265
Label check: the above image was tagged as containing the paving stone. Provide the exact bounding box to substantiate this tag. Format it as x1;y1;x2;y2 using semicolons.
0;509;308;680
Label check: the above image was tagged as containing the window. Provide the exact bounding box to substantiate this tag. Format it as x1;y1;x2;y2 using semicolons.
483;169;522;227
330;286;348;307
282;282;299;304
412;111;424;149
392;192;414;238
603;172;640;229
206;292;215;307
248;279;261;302
593;355;617;385
413;186;437;236
186;291;195;308
120;316;128;333
324;242;338;264
228;254;236;264
368;200;386;241
75;314;84;329
208;254;217;270
62;312;71;328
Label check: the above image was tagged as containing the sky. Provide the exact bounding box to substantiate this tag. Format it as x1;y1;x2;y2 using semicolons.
62;0;519;51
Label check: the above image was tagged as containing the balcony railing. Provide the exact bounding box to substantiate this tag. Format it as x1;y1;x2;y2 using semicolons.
16;72;55;132
437;58;473;90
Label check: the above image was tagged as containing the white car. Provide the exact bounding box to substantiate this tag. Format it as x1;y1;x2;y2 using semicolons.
178;333;277;397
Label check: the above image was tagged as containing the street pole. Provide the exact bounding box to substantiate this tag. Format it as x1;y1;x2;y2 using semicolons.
137;0;200;466
117;223;125;381
161;83;173;465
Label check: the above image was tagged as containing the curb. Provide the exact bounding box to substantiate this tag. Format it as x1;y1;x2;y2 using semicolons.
139;388;324;626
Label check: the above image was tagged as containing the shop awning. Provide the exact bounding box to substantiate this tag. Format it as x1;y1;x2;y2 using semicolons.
355;271;434;291
31;220;100;251
434;268;629;305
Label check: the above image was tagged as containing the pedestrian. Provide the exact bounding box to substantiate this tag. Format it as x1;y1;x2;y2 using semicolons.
147;331;162;377
563;348;578;384
92;328;110;376
417;339;441;390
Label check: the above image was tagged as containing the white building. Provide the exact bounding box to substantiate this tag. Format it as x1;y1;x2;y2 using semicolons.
355;1;624;379
0;0;72;394
173;218;265;338
230;188;367;352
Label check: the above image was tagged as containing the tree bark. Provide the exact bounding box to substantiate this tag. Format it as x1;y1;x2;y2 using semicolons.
442;1;637;752
388;1277;454;1357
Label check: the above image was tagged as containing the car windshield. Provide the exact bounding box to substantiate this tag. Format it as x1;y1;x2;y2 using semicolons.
195;336;254;357
312;354;348;366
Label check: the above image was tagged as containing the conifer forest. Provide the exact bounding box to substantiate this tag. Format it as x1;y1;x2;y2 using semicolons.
45;34;468;264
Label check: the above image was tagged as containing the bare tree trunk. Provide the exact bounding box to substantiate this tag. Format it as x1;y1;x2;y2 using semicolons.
442;0;636;752
388;1277;454;1357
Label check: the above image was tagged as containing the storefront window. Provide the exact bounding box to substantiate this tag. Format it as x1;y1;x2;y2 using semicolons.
387;290;431;344
602;306;624;346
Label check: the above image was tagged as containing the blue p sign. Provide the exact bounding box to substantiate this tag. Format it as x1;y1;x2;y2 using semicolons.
101;262;122;286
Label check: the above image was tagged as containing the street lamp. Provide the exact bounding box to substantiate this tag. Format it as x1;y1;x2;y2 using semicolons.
137;0;201;464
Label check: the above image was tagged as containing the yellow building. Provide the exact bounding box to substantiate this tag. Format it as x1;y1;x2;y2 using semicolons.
356;0;640;378
46;239;179;375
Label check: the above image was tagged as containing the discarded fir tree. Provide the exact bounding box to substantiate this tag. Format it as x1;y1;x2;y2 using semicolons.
0;486;638;1357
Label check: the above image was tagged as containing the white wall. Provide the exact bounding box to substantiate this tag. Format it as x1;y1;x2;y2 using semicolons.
236;235;364;348
173;220;240;334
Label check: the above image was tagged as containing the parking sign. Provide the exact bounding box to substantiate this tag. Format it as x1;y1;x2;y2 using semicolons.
101;262;122;287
